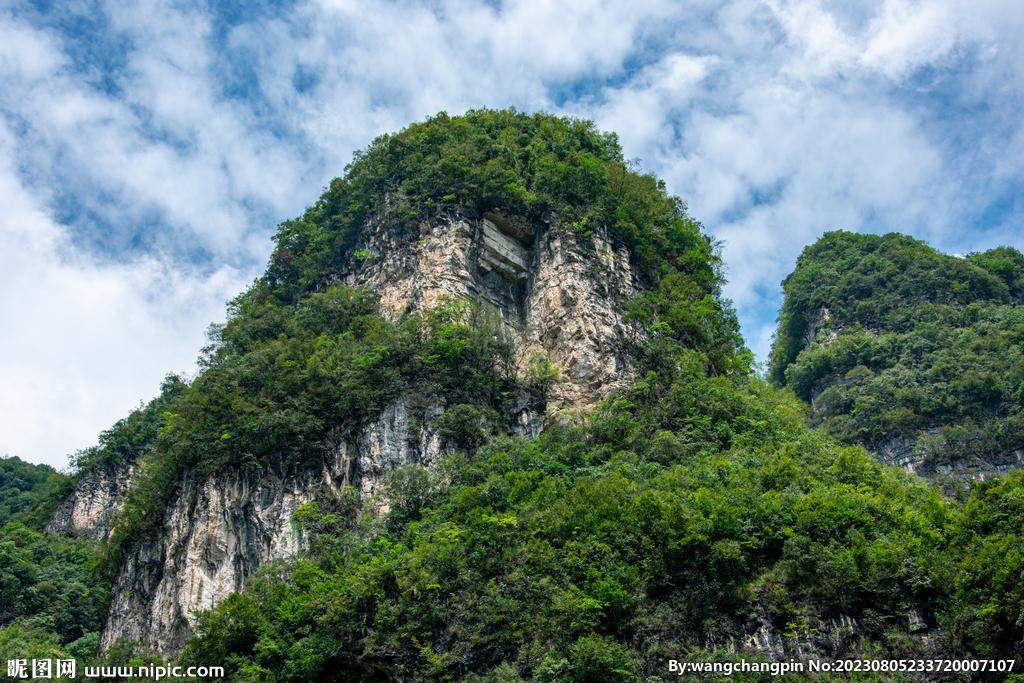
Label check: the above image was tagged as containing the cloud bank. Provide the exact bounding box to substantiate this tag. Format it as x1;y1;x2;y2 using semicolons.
2;0;1022;467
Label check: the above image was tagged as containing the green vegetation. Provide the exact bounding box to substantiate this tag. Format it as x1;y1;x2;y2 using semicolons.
265;108;715;301
179;339;1024;681
108;292;528;551
1;456;69;528
23;115;1024;679
769;231;1024;464
102;110;744;559
69;374;187;475
0;459;112;664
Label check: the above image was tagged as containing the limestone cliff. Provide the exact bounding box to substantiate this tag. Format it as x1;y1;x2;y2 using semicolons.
46;457;137;539
54;208;637;654
95;395;501;653
334;207;640;412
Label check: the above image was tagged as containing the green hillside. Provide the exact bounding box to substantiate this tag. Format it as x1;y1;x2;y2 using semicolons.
0;457;112;664
172;116;1021;678
769;231;1024;472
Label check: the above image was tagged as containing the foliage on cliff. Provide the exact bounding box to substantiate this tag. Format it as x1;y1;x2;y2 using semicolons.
106;290;523;548
42;117;1024;679
171;224;1024;679
69;375;187;475
180;342;1024;681
265;108;719;300
99;111;747;552
768;231;1024;462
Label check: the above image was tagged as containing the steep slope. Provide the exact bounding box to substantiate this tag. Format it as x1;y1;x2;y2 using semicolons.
769;231;1024;477
51;109;743;656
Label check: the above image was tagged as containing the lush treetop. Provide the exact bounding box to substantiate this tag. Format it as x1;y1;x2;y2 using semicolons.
769;231;1022;383
768;231;1024;463
264;108;719;302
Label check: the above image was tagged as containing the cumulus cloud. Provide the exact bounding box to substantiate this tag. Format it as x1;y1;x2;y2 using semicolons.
0;122;248;468
584;0;1023;362
1;0;1022;464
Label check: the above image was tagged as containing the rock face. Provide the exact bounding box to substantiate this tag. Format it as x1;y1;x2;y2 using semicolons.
57;208;640;655
97;395;523;654
99;455;331;654
337;207;641;411
873;432;1024;480
46;458;137;539
717;612;939;661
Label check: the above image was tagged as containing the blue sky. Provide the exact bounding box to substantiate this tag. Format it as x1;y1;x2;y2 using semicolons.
2;0;1023;468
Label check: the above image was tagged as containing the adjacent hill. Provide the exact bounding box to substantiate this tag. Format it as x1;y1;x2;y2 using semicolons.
769;231;1024;477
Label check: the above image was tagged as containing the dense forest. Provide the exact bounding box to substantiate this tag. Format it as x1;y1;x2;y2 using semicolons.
769;231;1024;474
0;457;111;665
3;111;1024;681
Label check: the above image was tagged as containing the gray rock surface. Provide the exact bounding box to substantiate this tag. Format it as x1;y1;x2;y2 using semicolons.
709;610;939;663
337;208;641;412
46;458;137;539
94;391;545;655
874;431;1024;480
99;454;336;654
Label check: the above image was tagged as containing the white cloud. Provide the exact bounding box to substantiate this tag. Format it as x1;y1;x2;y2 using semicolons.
0;123;249;468
584;0;1023;362
861;0;958;78
1;0;1023;464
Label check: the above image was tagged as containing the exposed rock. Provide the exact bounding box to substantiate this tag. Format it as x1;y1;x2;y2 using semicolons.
100;454;337;654
352;398;449;499
873;433;929;473
801;306;842;350
46;457;137;539
869;428;1024;480
479;218;528;281
712;610;938;663
338;208;640;412
85;207;629;655
97;394;545;654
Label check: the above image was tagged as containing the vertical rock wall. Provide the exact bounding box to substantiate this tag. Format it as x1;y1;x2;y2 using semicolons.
339;208;641;411
46;458;137;539
99;456;332;654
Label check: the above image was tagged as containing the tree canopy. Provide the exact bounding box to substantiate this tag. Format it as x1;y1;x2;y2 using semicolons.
769;231;1024;466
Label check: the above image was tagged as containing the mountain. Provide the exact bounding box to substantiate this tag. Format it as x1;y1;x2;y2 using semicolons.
769;231;1024;481
33;111;1024;680
52;109;745;657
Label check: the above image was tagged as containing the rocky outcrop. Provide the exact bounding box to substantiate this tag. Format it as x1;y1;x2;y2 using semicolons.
99;456;326;654
705;609;939;662
801;306;841;350
336;207;641;411
874;431;1024;480
98;395;544;654
46;457;137;539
